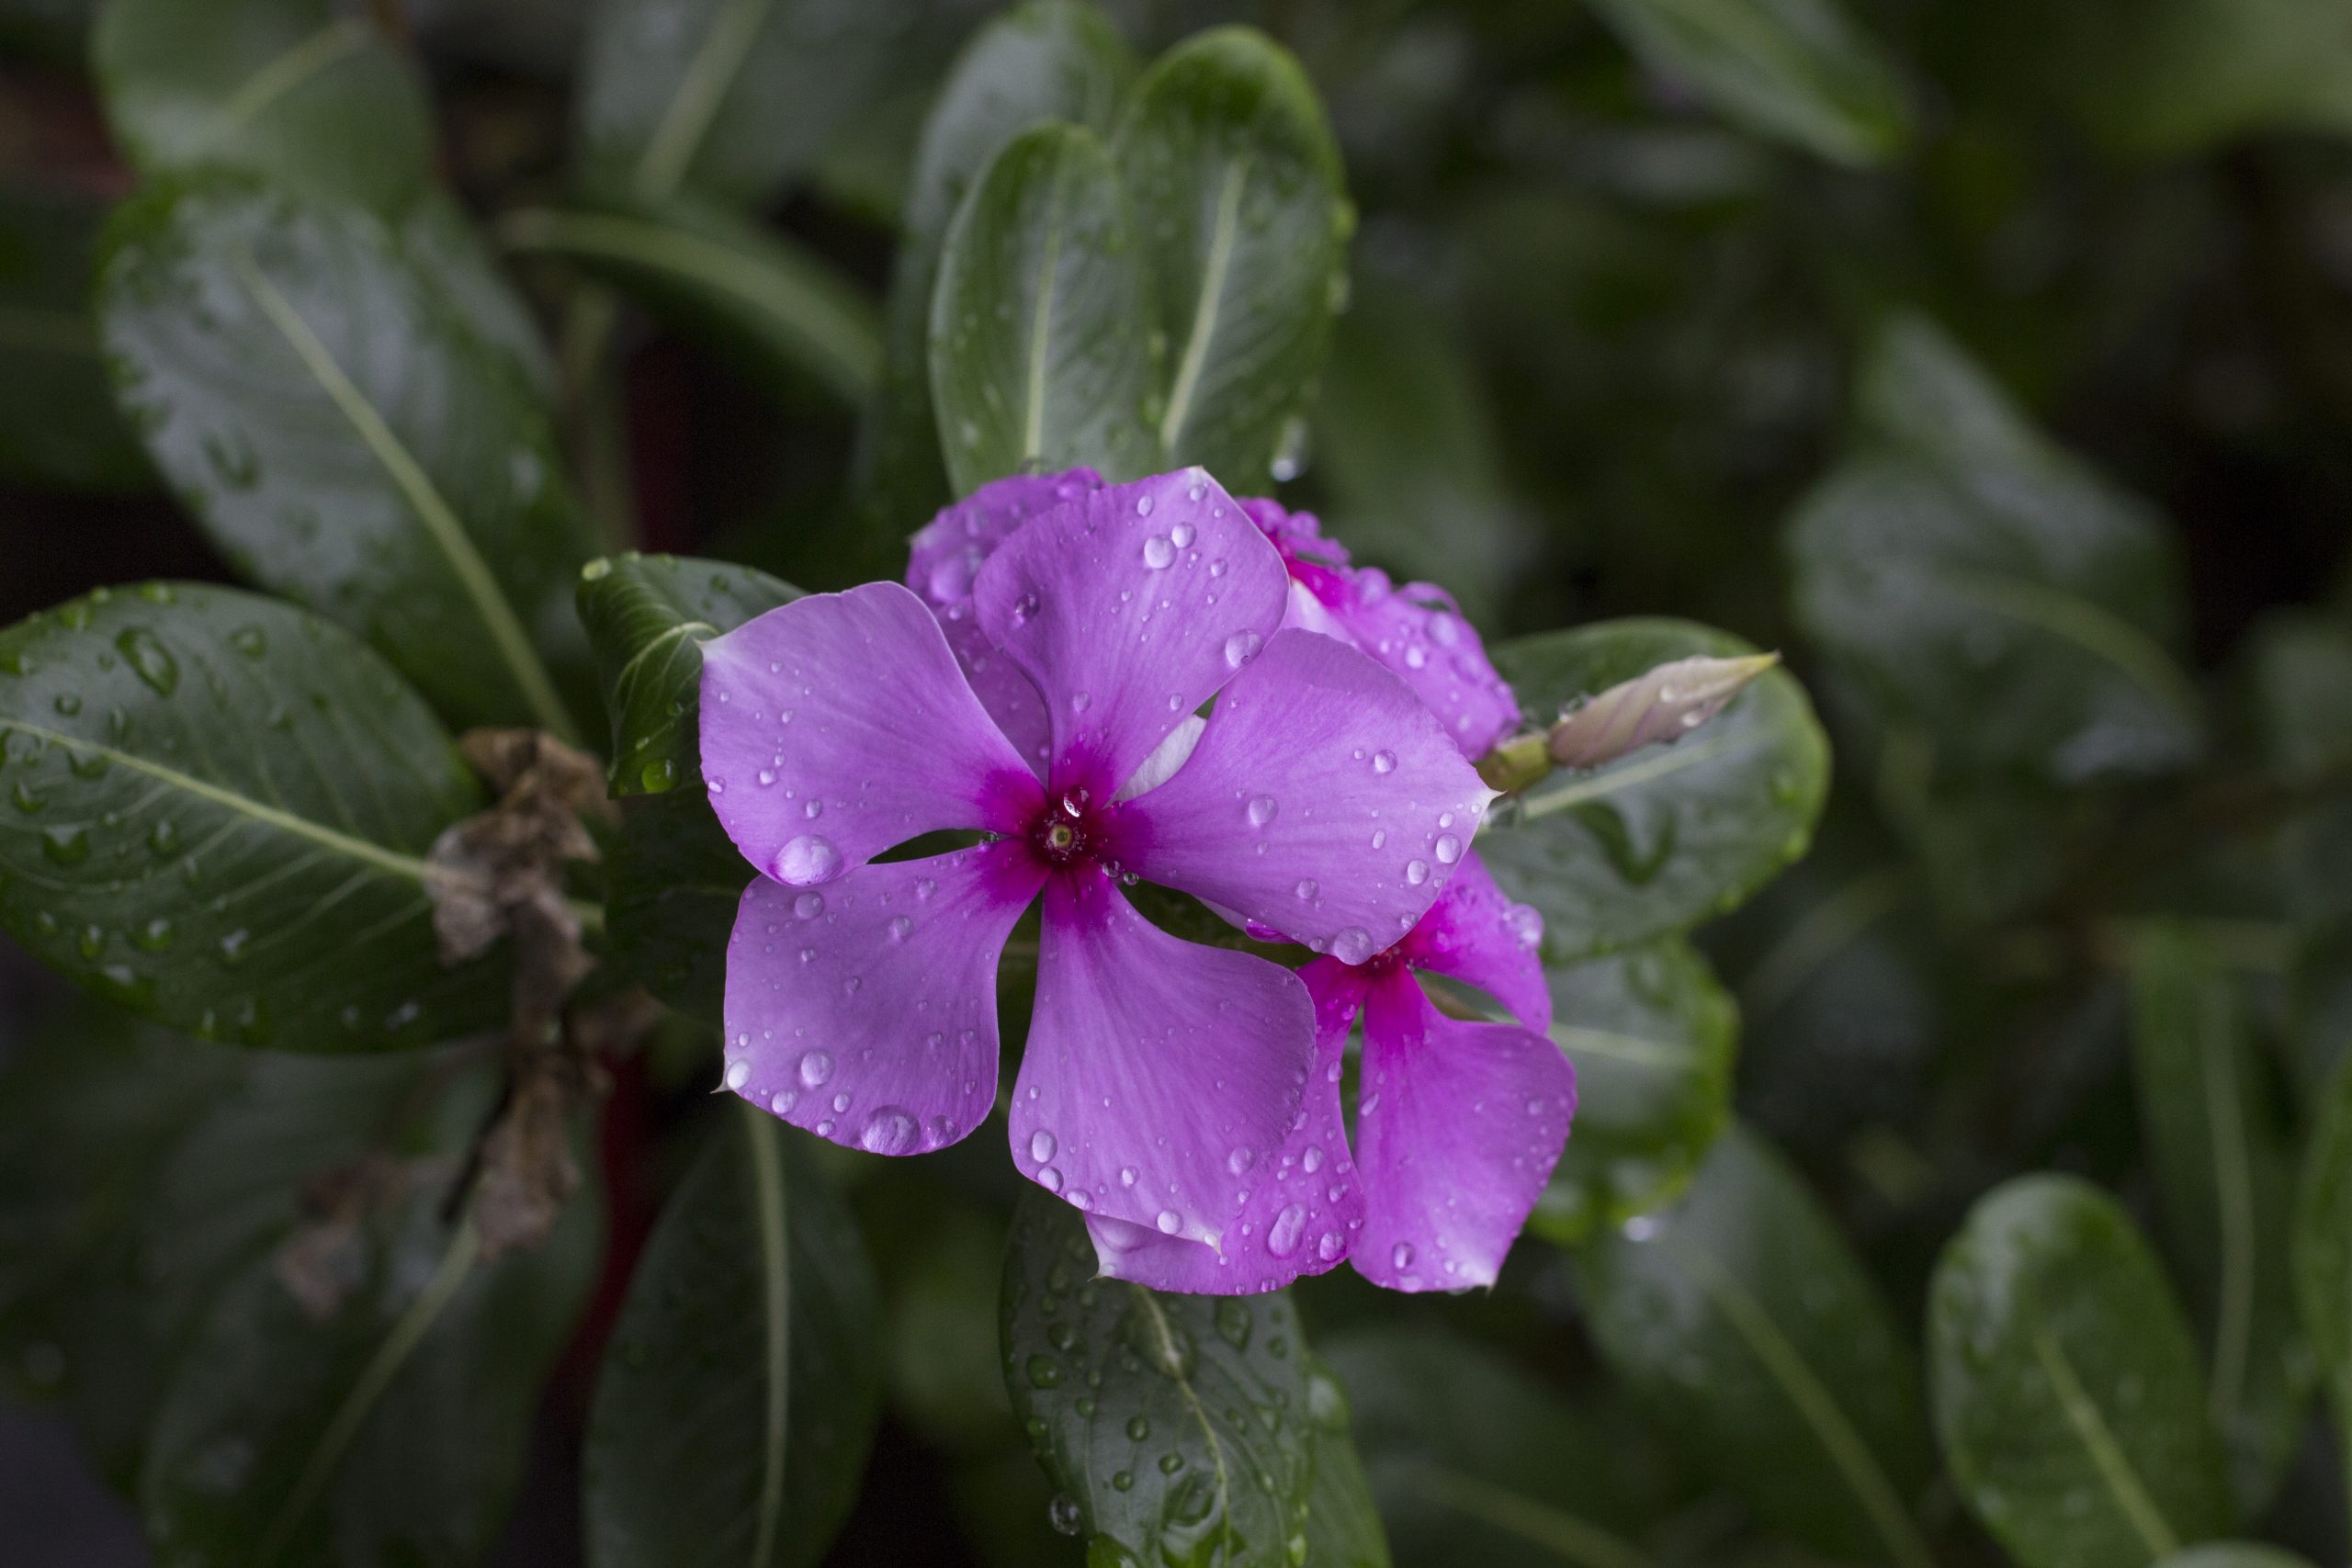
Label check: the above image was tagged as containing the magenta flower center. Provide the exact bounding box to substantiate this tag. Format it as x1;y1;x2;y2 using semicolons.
1028;788;1107;870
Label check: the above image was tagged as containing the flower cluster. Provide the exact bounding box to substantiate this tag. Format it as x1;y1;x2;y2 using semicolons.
702;467;1574;1293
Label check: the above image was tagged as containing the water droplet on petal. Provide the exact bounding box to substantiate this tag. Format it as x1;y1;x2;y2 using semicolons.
1246;795;1277;827
798;1051;834;1089
724;1060;750;1090
793;891;825;919
888;915;912;942
1041;1167;1065;1193
1155;1209;1182;1235
1030;1130;1057;1164
1405;860;1430;886
1294;878;1317;901
860;1107;919;1154
1267;1204;1306;1257
1371;750;1396;774
1391;1242;1415;1270
771;836;842;886
1142;536;1174;570
1331;927;1375;964
1223;630;1262;669
1434;833;1462;863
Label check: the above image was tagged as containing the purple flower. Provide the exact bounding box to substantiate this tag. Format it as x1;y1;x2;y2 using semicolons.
701;468;1492;1284
1241;497;1521;758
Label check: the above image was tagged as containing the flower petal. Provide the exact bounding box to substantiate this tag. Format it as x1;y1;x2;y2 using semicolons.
907;470;1103;772
1319;569;1520;760
1010;869;1313;1250
722;842;1044;1153
1086;965;1366;1293
1111;629;1497;963
1351;972;1577;1292
1399;852;1551;1031
700;581;1042;885
906;468;1103;609
972;468;1290;797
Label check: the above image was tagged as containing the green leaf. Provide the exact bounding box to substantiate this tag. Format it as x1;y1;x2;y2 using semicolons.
1310;276;1525;623
0;583;505;1049
1928;1174;2236;1568
1001;1192;1315;1567
97;175;591;739
501;196;881;407
1300;1356;1391;1568
1582;0;1914;166
2293;1051;2352;1506
0;1006;243;1481
138;1090;601;1568
858;0;1134;531
1480;618;1830;962
930;120;1159;494
2248;612;2352;927
1577;1126;1936;1568
575;0;907;209
608;787;747;1022
92;0;434;213
1789;317;2201;786
1328;1326;1665;1568
2129;922;2313;1515
1113;26;1350;487
1525;936;1736;1247
577;550;801;798
585;1102;882;1568
2155;1550;2321;1568
0;179;152;491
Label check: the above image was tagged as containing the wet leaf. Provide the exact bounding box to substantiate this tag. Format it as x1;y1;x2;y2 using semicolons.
1000;1193;1317;1568
1928;1175;2236;1568
606;786;748;1023
1577;1126;1936;1567
1481;618;1830;962
575;0;909;209
1329;1326;1668;1568
97;175;593;738
93;0;433;212
1113;26;1350;488
1584;0;1914;166
858;0;1135;531
585;1103;882;1568
2129;922;2312;1515
502;196;881;407
0;583;504;1049
930;120;1159;494
1527;936;1737;1247
1300;1356;1390;1568
137;1072;600;1568
576;551;801;798
2155;1549;2321;1568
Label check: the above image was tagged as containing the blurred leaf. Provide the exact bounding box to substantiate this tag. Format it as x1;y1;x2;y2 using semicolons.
2248;612;2352;927
585;1102;882;1568
1526;936;1736;1247
2129;922;2313;1515
574;0;908;209
138;1105;600;1568
399;192;560;403
1328;1326;1666;1568
859;0;1135;532
92;0;433;212
1790;316;2201;786
0;180;152;491
1000;1192;1318;1566
930;120;1159;494
1582;0;1914;167
1482;618;1831;962
2293;1051;2352;1505
608;787;747;1023
1309;276;1525;623
1578;1126;1936;1567
0;583;505;1049
1975;0;2352;153
502;197;881;407
577;550;801;798
1928;1175;2236;1568
97;175;592;739
2154;1549;2321;1568
1113;25;1350;488
0;0;93;62
1301;1356;1391;1568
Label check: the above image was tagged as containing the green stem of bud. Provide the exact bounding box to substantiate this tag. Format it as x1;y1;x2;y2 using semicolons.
1476;731;1553;795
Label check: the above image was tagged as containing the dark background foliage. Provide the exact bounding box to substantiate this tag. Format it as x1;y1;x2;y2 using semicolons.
3;0;2351;1565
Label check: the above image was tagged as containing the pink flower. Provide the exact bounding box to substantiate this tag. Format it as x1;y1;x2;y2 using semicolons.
702;468;1492;1290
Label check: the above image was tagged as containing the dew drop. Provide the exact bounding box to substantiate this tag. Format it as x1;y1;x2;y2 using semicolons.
771;835;842;886
1030;1130;1057;1164
1245;795;1278;827
1267;1204;1306;1258
1223;630;1262;669
1142;536;1174;570
1391;1242;1415;1270
793;891;825;919
1434;833;1462;863
1330;927;1375;964
1371;750;1396;774
1294;878;1317;901
1170;522;1196;548
859;1106;919;1155
1405;860;1430;886
724;1060;750;1090
1155;1209;1183;1235
798;1051;834;1089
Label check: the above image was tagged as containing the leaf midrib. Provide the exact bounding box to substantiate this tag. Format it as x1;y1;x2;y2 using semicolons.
1022;147;1073;466
635;0;778;202
2;717;446;887
1128;1285;1232;1562
2027;1323;2179;1559
1395;1460;1654;1568
230;246;579;741
1942;567;2199;720
1515;726;1751;824
2198;997;2257;1438
217;18;371;132
1668;1239;1935;1568
1547;1024;1698;1073
1159;158;1248;457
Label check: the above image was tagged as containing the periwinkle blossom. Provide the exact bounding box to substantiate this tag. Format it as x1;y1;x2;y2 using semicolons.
917;471;1575;1293
701;468;1492;1284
